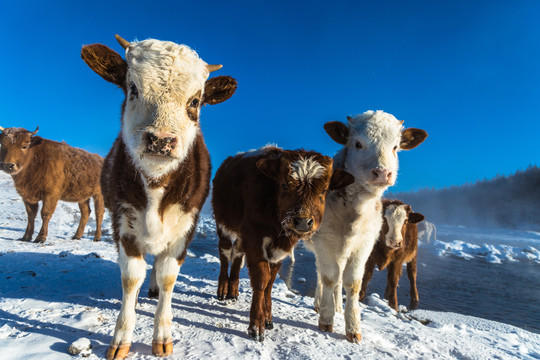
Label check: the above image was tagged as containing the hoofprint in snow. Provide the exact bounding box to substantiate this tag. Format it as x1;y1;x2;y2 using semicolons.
1;172;539;359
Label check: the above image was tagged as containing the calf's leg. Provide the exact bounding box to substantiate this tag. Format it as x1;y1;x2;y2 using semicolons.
343;258;364;343
73;199;91;240
247;260;271;341
107;245;146;360
151;254;181;357
318;259;341;333
34;194;59;243
407;255;419;310
263;262;281;329
385;262;402;311
217;229;232;300
22;201;38;241
93;193;104;242
227;250;244;300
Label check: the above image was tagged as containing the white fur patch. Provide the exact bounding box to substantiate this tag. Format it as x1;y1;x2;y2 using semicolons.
118;183;196;256
121;39;210;179
290;157;325;183
262;236;293;263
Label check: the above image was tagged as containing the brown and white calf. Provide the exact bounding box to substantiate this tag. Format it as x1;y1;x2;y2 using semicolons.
0;126;104;243
359;199;425;311
81;35;236;359
308;110;427;343
212;146;354;341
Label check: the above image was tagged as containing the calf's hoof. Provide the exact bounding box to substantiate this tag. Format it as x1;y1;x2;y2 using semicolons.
33;237;46;244
248;325;265;342
19;237;32;242
226;294;239;301
318;323;333;333
346;332;362;343
265;320;274;330
152;340;173;357
72;235;82;240
148;288;159;299
106;343;131;360
93;238;101;242
410;300;418;310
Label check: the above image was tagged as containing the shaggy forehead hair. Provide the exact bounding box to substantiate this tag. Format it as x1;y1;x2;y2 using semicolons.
125;39;209;103
290;157;326;183
348;110;404;144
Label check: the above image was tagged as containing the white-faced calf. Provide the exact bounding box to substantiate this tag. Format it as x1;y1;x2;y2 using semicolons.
81;35;236;359
359;199;425;311
308;110;427;343
0;126;104;243
212;146;354;341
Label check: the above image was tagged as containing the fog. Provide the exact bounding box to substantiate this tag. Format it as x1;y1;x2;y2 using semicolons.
390;166;540;231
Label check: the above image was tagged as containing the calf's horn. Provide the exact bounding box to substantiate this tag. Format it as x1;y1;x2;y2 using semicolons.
206;64;223;73
0;126;4;132
115;34;131;50
30;126;39;135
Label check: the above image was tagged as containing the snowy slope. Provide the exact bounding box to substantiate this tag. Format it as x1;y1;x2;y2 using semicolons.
1;172;539;360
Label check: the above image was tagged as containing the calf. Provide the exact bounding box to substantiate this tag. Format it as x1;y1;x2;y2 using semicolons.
81;35;236;359
0;126;104;243
359;199;425;311
308;110;427;342
212;146;354;341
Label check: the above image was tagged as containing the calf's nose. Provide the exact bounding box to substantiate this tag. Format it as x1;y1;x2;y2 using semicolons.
370;168;392;184
143;131;179;156
293;217;314;233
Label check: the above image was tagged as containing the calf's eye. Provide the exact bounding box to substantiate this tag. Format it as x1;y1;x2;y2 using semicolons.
190;98;200;108
129;82;138;98
355;142;362;150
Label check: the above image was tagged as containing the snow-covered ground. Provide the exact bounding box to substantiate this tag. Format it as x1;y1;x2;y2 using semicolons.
1;172;539;359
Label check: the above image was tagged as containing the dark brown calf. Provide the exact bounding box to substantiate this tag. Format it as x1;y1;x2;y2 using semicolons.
212;146;354;341
359;199;424;311
0;126;104;243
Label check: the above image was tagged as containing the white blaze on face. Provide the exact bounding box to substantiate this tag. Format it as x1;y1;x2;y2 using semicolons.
384;204;408;248
344;110;404;192
121;39;210;178
290;157;325;183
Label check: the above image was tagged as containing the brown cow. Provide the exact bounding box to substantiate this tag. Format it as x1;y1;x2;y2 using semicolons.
359;199;425;311
212;146;354;341
81;35;236;359
0;126;104;243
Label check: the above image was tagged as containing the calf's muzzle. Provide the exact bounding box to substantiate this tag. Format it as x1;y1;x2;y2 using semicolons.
143;131;179;157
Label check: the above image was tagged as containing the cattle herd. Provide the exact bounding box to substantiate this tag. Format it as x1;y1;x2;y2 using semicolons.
0;35;428;359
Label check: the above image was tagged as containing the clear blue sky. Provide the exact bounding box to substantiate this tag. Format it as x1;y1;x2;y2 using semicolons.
1;0;539;192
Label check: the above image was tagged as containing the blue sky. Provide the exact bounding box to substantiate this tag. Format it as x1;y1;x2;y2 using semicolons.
1;0;539;192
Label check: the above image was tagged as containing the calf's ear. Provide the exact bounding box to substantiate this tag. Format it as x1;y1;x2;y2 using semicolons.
81;44;127;87
256;158;281;180
408;212;425;224
400;128;428;150
324;121;349;145
203;76;238;105
30;136;43;147
329;169;355;190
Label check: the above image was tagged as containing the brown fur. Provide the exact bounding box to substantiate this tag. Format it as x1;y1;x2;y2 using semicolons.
212;147;354;341
359;199;425;311
0;127;104;243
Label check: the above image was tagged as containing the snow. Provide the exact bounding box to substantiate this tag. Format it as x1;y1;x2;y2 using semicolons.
1;171;539;359
421;224;540;264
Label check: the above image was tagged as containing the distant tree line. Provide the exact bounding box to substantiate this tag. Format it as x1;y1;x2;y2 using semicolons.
390;165;540;230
